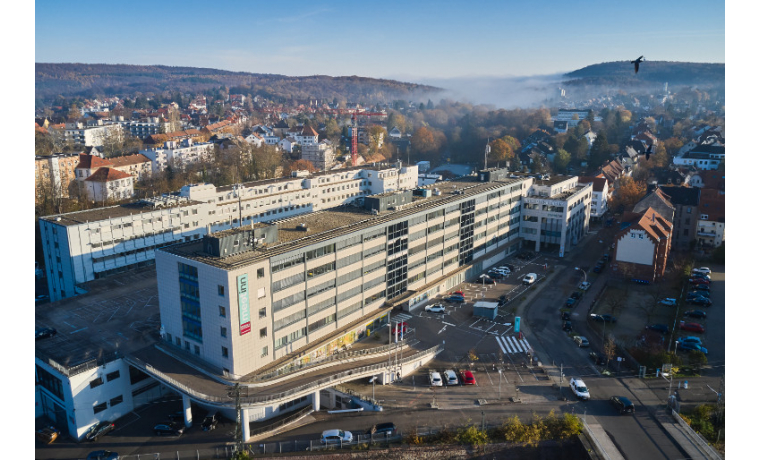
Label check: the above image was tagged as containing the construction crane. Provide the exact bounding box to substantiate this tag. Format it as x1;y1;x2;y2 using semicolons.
351;113;358;166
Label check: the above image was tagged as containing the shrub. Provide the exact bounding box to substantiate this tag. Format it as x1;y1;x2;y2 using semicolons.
456;425;488;446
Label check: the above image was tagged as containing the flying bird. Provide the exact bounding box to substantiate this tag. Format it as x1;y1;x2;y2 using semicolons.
631;56;644;74
645;143;653;160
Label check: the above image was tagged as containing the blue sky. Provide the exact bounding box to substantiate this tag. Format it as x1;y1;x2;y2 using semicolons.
35;0;725;81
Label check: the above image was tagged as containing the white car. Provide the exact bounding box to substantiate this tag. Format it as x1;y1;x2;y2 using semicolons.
574;336;589;347
425;303;446;313
569;378;590;400
578;281;590;291
321;429;353;444
659;298;677;306
692;267;711;275
429;371;443;387
444;369;459;386
522;273;537;285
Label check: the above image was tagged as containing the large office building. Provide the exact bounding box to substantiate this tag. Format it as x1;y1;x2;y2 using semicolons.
39;163;419;302
36;168;593;441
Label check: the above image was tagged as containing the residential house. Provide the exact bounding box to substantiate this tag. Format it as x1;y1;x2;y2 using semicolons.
244;132;264;147
278;137;297;154
389;126;402;139
301;141;335;171
696;188;725;248
201;120;236;138
673;145;724;170
75;154;114;181
139;140;214;173
612;207;673;282
109;154;153;182
64;120;123;147
83;168;134;202
577;176;609;220
658;185;701;250
294;125;319;146
633;187;676;223
35;153;80;203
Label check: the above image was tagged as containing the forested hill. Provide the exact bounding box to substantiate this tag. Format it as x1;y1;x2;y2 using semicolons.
35;63;441;105
563;61;724;89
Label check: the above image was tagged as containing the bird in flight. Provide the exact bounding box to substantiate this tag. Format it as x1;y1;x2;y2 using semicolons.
645;143;653;160
631;56;644;74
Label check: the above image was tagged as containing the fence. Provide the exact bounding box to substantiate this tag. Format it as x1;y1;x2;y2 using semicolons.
670;408;723;460
248;406;313;437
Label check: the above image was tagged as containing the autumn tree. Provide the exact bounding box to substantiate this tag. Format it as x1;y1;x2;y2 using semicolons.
603;335;616;369
488;138;511;164
284;159;316;176
410;126;446;161
553;148;571;172
367;125;387;154
610;176;646;212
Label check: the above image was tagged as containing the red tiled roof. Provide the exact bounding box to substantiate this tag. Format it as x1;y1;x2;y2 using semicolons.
625;207;672;241
76;154;113;169
109;154;151;168
301;125;318;137
84;167;132;182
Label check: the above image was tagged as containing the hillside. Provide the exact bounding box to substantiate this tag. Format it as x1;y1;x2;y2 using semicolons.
34;63;441;105
563;60;725;90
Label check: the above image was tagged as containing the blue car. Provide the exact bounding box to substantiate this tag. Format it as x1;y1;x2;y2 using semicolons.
86;451;119;460
445;295;465;303
677;341;708;354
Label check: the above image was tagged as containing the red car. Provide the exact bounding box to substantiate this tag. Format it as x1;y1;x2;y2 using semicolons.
391;322;408;335
689;278;710;285
451;291;465;297
460;370;477;385
679;321;705;333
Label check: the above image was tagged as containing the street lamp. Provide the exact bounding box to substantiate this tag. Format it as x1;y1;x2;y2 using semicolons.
574;267;587;285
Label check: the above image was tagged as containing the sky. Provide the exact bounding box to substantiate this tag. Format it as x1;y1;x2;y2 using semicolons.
34;0;726;81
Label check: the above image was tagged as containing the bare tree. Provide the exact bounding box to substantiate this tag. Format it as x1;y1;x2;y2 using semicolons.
603;335;616;369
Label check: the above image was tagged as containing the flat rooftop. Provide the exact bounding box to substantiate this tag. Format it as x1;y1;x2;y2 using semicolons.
161;175;527;270
40;198;204;227
35;267;161;371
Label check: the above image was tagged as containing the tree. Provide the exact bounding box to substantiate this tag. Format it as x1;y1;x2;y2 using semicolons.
687;350;708;373
284;159;316;176
367;125;387;154
603;335;617;369
588;132;610;169
610;176;646;212
488;138;511;163
554;148;571;172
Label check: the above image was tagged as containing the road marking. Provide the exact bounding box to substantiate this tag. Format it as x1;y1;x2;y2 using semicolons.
69;327;88;334
393;313;413;322
495;336;507;354
522;338;532;352
442;321;456;327
438;326;447;334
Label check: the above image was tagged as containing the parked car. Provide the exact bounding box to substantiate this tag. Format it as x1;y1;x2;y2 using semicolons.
689;297;712;307
321;429;353;444
561;311;571;321
659;298;677;306
502;263;516;271
689;277;710;285
678;341;708;354
570;291;583;300
497;265;513;273
677;336;703;345
690;272;711;281
460;370;477;385
444;369;459;386
368;422;397;436
445;295;465;302
589;351;607;366
565;298;577;308
487;271;505;279
591;314;617;323
84;421;115;442
578;281;591;291
563;321;573;332
451;290;465;297
692;267;712;275
35;327;57;340
479;276;495;285
36;426;60;444
646;324;670;335
522;273;537;285
592;264;603;273
610;396;635;414
154;423;185;436
679;321;705;333
425;303;445;313
569;378;590;400
391;322;408;335
683;310;707;319
429;371;443;387
498;294;510;306
574;336;589;347
693;284;711;292
86;451;119;460
687;292;710;301
202;412;218;431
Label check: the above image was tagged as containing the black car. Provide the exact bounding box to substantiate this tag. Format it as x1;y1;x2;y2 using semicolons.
166;411;185;423
589;351;607;366
688;290;710;299
487;271;505;279
646;324;670;335
570;291;583;300
503;263;516;271
479;276;495;285
610;396;635;414
689;297;712;306
561;311;571;321
593;264;603;273
684;310;707;319
154;423;184;436
368;422;397;436
562;321;573;332
35;327;57;340
202;412;218;431
84;421;115;442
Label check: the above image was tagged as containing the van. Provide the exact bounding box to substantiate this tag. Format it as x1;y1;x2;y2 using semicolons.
444;369;459;385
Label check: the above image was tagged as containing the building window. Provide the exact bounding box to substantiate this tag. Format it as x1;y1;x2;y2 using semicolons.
257;268;265;279
261;346;268;358
93;402;108;414
89;377;104;389
683;229;689;236
110;395;123;407
194;345;200;355
259;307;266;319
185;341;190;351
221;327;227;338
222;346;229;358
106;371;120;382
260;327;267;338
218;285;225;296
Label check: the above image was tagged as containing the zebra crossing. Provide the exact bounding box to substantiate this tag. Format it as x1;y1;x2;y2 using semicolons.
392;313;413;322
494;335;532;354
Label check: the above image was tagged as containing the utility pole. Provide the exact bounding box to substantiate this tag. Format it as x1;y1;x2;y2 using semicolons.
233;383;243;455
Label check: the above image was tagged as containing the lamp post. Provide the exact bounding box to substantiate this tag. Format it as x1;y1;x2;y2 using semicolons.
574;267;587;285
667;284;687;353
498;369;503;399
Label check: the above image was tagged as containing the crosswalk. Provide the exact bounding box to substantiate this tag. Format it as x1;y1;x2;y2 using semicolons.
392;313;413;322
494;335;532;354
